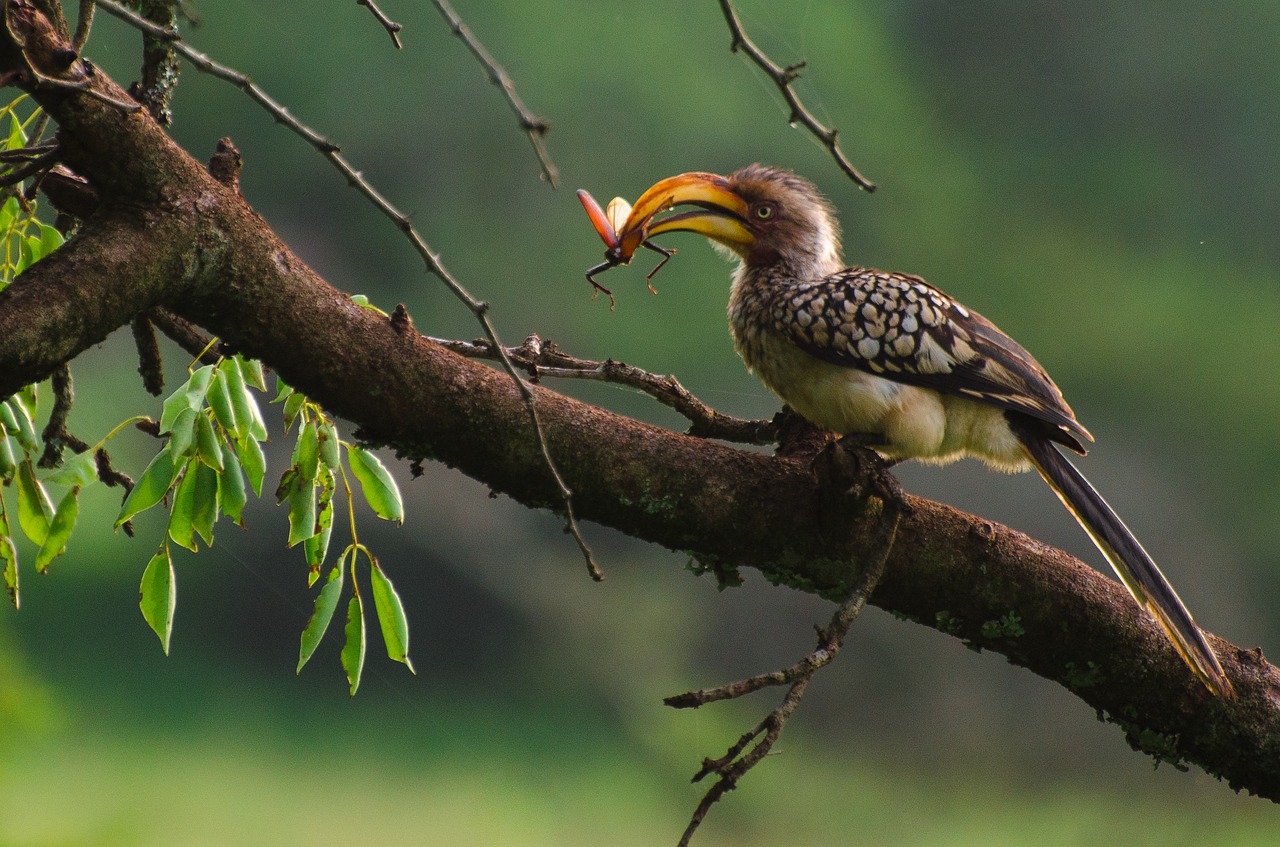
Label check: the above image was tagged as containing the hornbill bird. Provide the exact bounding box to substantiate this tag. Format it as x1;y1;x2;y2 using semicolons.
595;163;1232;698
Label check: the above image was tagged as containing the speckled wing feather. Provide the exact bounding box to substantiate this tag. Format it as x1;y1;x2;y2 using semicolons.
762;267;1092;451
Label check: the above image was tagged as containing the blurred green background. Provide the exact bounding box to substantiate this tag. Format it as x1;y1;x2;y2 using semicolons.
3;0;1280;843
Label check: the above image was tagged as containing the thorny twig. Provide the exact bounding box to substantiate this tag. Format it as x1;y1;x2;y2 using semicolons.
93;0;602;579
666;448;906;846
357;0;402;49
717;0;875;192
431;333;778;445
430;0;558;187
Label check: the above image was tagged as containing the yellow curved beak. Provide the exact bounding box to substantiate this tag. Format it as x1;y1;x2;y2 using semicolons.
616;172;754;258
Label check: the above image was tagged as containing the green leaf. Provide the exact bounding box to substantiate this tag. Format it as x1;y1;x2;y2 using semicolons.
14;383;36;422
139;547;176;654
206;368;238;434
195;412;224;472
274;466;296;505
15;459;54;545
317;419;340;471
341;594;366;695
282;391;305;432
159;391;188;435
44;448;98;488
191;460;219;546
285;472;316;548
236;355;267;392
167;406;199;459
222;358;265;441
217;441;248;527
304;467;335;580
273;376;293;404
346;445;403;524
235;434;266;497
370;562;414;672
0;196;16;232
36;222;62;258
116;447;177;527
15;234;34;274
293;420;319;481
15;383;36;422
167;461;199;552
6;111;25;149
160;365;215;433
0;431;16;481
35;486;78;572
185;364;216;404
1;532;17;609
297;560;344;673
3;398;38;452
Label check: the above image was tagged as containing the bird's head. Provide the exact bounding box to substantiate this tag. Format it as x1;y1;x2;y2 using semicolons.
617;164;843;278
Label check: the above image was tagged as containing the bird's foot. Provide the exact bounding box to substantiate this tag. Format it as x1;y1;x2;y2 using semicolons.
820;433;913;518
772;406;834;459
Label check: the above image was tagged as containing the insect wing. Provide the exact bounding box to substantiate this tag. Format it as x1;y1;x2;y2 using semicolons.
576;189;619;248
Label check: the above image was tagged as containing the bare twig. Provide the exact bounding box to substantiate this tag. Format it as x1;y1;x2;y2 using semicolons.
667;447;905;846
148;308;226;366
431;333;778;445
37;362;75;467
37;368;138;533
72;0;93;52
356;0;402;49
0;144;58;188
131;0;180;125
0;141;57;162
717;0;875;192
429;0;558;187
131;313;164;395
92;0;600;579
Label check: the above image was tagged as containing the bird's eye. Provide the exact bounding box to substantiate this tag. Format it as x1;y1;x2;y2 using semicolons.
753;203;776;221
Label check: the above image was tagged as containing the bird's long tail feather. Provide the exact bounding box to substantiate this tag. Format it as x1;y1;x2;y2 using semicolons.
1018;431;1233;698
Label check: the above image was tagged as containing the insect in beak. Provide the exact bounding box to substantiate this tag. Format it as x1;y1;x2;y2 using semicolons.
576;188;676;308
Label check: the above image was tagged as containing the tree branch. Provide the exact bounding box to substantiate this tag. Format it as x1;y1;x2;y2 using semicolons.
356;0;402;49
0;4;1277;803
92;0;598;577
429;333;778;444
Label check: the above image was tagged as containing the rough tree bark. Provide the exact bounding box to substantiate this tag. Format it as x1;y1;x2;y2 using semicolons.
1;0;1277;801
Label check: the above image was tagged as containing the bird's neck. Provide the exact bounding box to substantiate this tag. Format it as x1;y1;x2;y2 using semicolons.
728;247;844;296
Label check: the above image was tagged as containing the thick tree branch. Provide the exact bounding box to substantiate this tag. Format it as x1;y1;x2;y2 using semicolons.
0;4;1277;801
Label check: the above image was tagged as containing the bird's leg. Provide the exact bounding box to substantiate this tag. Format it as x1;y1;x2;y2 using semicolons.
829;432;912;516
772;406;834;460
